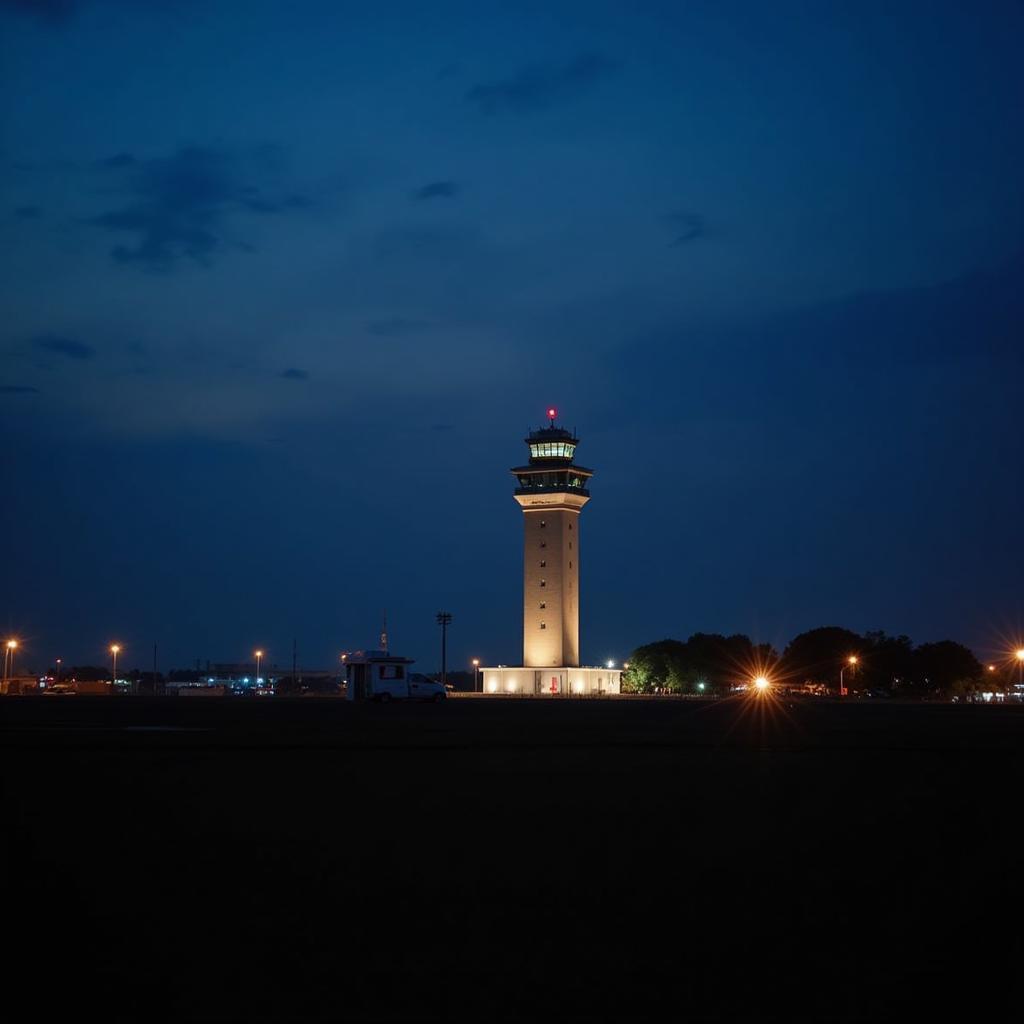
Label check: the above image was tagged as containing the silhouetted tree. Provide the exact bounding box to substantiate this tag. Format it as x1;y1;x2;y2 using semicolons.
782;627;864;690
623;640;686;693
627;626;986;700
625;634;772;694
860;632;915;693
912;641;981;696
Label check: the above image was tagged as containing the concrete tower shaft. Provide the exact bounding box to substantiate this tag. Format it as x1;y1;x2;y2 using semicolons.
512;417;593;668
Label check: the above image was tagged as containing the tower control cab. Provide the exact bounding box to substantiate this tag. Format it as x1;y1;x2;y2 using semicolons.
342;650;447;702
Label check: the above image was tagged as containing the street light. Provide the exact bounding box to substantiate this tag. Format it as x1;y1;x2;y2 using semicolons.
110;644;121;695
255;649;264;689
606;660;615;669
471;658;480;693
753;675;770;693
1016;649;1024;695
4;639;17;682
840;655;858;697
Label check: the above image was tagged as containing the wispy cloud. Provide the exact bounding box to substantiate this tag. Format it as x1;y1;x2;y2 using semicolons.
89;145;311;270
33;335;95;359
666;212;706;246
280;367;309;380
412;181;459;201
467;52;619;115
14;205;42;219
0;384;40;394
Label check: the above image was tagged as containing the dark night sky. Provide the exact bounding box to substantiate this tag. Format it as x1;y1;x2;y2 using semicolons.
2;0;1022;673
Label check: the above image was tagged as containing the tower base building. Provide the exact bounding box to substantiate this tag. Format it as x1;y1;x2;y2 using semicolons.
481;410;621;696
481;665;620;696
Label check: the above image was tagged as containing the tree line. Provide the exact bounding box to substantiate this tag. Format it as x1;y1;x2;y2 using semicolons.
624;626;1009;699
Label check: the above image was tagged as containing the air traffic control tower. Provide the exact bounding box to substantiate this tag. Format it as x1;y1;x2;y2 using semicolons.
481;409;621;696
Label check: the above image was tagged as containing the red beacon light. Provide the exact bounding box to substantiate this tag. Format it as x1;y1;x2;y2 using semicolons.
546;407;557;422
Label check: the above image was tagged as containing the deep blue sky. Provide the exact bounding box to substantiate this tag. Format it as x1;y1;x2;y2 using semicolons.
2;0;1022;673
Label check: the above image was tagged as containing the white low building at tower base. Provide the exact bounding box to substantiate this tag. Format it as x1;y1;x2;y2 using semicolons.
479;665;621;696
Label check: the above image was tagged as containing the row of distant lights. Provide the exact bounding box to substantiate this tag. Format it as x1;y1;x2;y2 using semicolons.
8;641;1024;687
5;639;628;672
742;649;1024;694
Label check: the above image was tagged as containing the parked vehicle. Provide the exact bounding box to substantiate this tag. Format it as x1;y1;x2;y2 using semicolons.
343;651;447;702
43;683;75;696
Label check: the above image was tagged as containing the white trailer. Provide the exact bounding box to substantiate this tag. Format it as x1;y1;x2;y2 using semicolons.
342;650;446;703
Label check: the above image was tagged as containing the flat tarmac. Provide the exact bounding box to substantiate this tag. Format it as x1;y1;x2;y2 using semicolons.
2;694;1021;1020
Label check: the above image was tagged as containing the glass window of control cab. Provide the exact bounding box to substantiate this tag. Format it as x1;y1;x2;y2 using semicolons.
529;442;576;459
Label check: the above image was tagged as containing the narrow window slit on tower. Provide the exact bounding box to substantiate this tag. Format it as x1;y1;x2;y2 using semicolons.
540;560;546;567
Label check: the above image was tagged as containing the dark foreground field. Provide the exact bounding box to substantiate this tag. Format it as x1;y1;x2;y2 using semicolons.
2;694;1021;1021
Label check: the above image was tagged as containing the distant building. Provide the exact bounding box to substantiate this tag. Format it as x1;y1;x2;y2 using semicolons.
165;662;335;694
0;675;40;695
481;410;621;696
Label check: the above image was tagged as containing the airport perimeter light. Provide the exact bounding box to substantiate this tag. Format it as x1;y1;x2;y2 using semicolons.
840;655;858;697
3;639;17;681
110;644;121;695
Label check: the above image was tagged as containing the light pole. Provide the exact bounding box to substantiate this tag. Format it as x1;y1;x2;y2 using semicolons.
840;655;858;697
471;658;480;693
1016;649;1024;700
436;611;452;689
4;639;16;682
110;644;121;695
255;649;264;690
56;657;62;683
